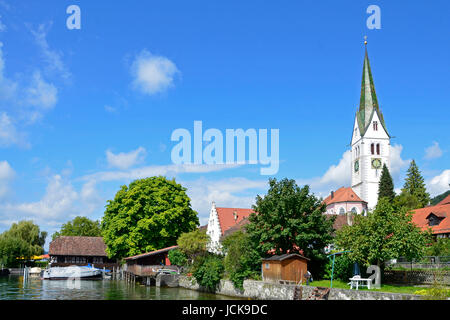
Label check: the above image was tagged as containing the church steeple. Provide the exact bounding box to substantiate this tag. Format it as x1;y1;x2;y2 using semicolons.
356;39;388;137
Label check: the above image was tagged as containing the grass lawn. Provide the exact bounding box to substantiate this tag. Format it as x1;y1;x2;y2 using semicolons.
310;279;436;295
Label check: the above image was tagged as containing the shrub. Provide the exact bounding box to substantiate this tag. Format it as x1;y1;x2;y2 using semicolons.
192;254;224;292
168;249;187;267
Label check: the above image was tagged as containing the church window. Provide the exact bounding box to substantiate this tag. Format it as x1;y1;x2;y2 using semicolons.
371;143;374;155
339;208;345;215
376;143;380;155
373;121;378;131
351;207;357;214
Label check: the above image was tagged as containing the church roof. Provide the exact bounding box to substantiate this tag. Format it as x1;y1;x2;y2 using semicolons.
356;46;389;137
323;187;366;206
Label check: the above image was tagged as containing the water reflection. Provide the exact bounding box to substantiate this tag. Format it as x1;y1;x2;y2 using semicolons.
0;275;240;300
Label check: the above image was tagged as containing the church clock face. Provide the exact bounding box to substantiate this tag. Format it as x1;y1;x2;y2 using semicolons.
354;160;359;172
371;158;382;169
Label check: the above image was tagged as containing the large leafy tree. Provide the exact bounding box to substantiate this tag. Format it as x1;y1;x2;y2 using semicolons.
378;164;396;201
245;178;335;278
336;198;431;269
0;221;47;267
52;216;102;240
401;160;430;208
177;228;209;264
222;230;261;290
101;176;199;259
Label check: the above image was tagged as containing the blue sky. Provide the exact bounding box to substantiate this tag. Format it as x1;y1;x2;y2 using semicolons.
0;1;448;248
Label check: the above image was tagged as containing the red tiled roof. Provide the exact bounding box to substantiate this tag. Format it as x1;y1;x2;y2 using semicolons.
437;194;450;206
412;203;450;235
124;245;178;260
323;187;366;206
222;217;250;238
49;236;107;257
216;207;255;235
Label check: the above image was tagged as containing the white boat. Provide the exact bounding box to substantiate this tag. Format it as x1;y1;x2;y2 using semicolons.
29;267;42;277
42;265;103;280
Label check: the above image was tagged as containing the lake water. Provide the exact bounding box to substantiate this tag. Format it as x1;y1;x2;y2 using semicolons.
0;275;241;300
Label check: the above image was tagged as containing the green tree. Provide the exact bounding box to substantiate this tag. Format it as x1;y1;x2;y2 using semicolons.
177;229;209;264
425;238;450;257
52;216;102;240
192;254;224;292
430;190;450;206
222;230;261;290
336;198;431;269
378;164;396;201
246;178;335;278
101;176;199;259
323;254;354;282
0;221;47;267
393;192;422;211
168;249;188;267
401;160;430;208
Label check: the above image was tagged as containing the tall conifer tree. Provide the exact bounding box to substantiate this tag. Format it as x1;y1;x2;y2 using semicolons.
378;164;395;201
401;160;430;208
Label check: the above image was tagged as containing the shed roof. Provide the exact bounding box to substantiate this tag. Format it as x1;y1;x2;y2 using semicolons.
124;245;178;261
49;236;107;257
262;253;310;262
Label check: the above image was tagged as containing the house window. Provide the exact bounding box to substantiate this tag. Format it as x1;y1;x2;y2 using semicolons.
376;144;380;155
371;143;374;155
265;263;270;269
428;215;441;226
373;121;378;131
339;208;345;215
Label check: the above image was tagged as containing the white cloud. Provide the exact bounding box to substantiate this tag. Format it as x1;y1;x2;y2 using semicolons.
424;141;443;160
0;41;58;147
30;23;71;80
427;170;450;197
25;71;58;112
104;105;117;113
0;15;6;32
106;147;147;170
296;144;409;198
181;177;267;225
1;175;78;220
297;150;351;198
82;163;241;184
0;112;27;147
131;50;179;95
0;160;14;198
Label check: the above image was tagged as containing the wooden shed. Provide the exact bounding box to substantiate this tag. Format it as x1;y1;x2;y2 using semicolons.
262;253;309;284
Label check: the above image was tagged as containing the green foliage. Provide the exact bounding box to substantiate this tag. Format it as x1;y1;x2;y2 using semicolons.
378;164;396;201
52;216;102;240
430;190;450;206
101;176;199;259
336;198;432;268
393;192;422;211
168;249;187;266
401;160;430;208
222;230;261;290
177;229;209;264
425;238;450;257
246;178;335;278
192;254;224;292
0;221;47;267
324;254;354;282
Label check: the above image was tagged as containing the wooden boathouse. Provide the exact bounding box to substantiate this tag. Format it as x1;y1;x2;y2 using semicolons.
123;245;179;285
48;236;118;269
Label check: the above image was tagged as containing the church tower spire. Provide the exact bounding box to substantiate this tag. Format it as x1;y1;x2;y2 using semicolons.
351;38;391;211
356;39;388;137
